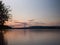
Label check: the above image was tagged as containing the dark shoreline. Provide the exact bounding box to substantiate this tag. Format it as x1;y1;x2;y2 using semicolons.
12;26;60;29
0;25;12;29
0;26;60;29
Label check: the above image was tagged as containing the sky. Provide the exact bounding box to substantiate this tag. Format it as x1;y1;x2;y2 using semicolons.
2;0;60;27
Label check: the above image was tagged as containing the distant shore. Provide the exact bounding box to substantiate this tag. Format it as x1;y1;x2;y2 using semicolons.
12;26;60;29
0;26;60;29
0;25;12;29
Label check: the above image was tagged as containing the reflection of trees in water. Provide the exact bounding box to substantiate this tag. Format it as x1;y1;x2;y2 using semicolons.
0;30;7;45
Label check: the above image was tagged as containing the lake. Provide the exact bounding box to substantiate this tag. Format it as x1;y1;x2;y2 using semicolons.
1;29;60;45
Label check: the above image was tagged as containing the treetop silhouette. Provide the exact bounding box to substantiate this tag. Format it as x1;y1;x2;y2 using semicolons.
0;1;11;25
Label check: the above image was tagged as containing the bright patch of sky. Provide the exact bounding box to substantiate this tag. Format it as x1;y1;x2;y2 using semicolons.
2;0;60;26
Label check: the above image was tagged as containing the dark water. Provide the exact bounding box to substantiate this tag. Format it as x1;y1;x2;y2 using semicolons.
0;29;60;45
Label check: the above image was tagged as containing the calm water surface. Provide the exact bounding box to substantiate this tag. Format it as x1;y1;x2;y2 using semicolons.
3;29;60;45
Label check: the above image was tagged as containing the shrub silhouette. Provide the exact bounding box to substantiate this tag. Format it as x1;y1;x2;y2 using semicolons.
0;1;11;26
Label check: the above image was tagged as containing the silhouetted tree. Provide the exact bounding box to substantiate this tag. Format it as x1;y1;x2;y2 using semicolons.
0;1;11;25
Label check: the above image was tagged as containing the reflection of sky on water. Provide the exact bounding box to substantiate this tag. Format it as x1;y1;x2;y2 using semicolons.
4;29;60;45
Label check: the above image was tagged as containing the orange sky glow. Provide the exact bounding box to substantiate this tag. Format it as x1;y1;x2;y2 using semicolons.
2;0;60;28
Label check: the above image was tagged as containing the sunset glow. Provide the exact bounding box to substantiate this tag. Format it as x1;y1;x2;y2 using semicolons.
2;0;60;27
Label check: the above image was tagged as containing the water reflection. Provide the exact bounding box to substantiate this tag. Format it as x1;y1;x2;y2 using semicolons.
0;29;7;45
4;29;60;45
